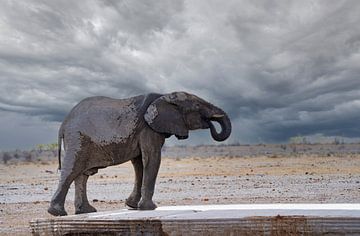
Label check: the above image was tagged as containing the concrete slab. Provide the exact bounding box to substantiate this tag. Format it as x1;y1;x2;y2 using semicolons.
30;204;360;235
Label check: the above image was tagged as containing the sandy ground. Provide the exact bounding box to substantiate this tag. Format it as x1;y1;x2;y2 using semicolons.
1;154;360;235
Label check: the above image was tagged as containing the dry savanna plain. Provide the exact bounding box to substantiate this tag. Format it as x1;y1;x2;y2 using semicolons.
1;144;360;235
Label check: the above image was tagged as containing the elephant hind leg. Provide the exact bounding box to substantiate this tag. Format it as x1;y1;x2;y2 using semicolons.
125;155;143;209
48;148;86;216
74;173;97;214
48;166;80;216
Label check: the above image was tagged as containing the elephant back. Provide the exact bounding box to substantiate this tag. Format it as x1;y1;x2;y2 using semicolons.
63;96;140;146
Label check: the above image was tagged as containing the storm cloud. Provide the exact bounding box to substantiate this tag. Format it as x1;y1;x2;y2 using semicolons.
1;0;360;149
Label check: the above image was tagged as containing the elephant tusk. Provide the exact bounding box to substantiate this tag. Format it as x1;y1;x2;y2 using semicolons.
212;114;224;118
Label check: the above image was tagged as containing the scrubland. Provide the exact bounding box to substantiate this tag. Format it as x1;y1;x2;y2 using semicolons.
1;144;360;235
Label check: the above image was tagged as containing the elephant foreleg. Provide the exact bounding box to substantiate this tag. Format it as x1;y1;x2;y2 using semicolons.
125;156;143;209
138;129;164;210
74;174;97;214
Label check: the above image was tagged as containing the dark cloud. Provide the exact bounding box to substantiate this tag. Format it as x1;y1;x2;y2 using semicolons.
0;0;360;149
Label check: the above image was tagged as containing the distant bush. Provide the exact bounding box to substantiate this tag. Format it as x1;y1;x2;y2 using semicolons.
36;143;58;151
289;136;308;144
2;152;12;164
0;142;58;164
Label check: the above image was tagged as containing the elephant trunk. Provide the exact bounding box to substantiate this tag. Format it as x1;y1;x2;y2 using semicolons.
208;113;232;142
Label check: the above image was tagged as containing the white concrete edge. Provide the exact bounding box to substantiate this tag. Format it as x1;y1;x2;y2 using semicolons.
85;204;360;219
156;203;360;211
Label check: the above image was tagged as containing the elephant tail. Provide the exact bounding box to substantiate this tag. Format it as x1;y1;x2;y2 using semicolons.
57;123;64;171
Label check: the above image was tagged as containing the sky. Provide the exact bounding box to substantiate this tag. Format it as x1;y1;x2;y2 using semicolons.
0;0;360;150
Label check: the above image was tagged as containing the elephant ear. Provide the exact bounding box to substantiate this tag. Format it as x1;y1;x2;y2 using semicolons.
144;97;189;139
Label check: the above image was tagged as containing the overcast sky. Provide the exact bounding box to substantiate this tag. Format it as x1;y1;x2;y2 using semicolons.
1;0;360;150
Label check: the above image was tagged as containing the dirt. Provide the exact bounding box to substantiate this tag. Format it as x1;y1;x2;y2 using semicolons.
1;154;360;235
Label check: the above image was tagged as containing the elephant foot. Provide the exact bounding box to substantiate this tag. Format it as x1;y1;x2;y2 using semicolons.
75;204;97;214
125;196;140;209
48;204;67;216
138;199;157;210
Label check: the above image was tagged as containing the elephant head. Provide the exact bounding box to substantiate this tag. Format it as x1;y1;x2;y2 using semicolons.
144;92;231;141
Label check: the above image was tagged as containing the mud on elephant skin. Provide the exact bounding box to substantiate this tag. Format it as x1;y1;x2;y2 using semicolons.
48;91;231;216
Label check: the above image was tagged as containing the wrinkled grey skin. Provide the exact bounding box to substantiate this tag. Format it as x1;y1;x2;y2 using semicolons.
48;92;231;216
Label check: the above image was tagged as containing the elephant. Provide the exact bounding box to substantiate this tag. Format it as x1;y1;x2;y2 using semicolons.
48;91;231;216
